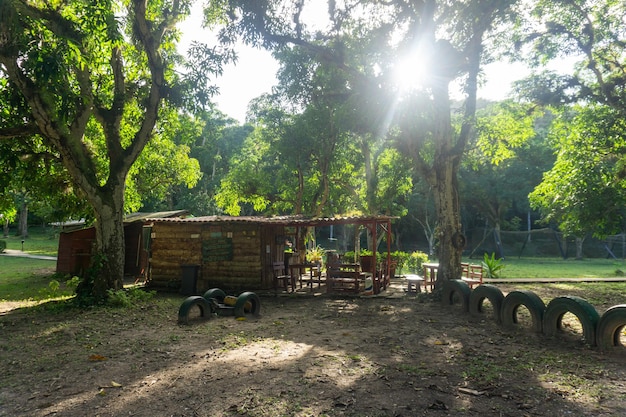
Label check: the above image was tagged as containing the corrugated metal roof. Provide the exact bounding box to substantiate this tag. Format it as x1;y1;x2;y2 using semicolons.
58;210;191;232
147;214;396;226
123;210;190;223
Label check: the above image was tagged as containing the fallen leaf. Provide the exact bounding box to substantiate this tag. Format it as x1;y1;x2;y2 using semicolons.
88;354;107;361
110;381;122;388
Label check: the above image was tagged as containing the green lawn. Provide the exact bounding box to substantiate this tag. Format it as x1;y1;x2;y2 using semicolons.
0;226;62;301
1;226;59;256
497;257;626;278
0;256;60;301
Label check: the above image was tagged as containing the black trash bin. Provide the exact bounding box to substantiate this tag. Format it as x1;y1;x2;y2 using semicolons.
180;264;200;295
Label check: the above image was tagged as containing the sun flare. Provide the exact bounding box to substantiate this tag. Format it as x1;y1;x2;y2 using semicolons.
392;47;432;93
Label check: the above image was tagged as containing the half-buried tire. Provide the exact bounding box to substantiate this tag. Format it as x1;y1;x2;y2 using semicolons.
203;288;226;303
543;296;599;346
234;292;261;318
178;296;214;324
441;279;471;312
596;305;626;350
501;290;545;333
469;284;505;324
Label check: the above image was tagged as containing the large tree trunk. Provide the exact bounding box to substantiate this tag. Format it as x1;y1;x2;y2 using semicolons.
432;154;463;285
91;184;126;298
428;71;464;288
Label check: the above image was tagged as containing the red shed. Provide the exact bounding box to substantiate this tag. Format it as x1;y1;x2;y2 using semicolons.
55;210;189;277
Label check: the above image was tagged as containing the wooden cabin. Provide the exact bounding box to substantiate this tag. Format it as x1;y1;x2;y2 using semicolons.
144;214;395;294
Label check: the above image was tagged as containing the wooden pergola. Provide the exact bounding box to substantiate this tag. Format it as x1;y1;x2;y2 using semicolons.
281;214;397;288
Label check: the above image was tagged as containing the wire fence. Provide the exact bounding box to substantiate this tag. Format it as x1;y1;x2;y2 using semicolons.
464;228;626;260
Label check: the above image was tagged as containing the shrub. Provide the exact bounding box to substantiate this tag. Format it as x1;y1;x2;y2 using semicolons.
106;287;156;308
390;251;409;271
0;240;6;253
406;251;429;274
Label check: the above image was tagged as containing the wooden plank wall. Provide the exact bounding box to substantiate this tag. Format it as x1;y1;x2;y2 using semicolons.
149;222;264;292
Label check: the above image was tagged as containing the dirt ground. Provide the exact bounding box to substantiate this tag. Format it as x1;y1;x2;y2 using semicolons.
2;280;626;417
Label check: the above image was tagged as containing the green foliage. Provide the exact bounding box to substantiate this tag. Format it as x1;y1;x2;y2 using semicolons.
529;106;626;238
34;274;80;300
66;276;80;292
406;251;429;274
39;279;60;298
106;287;156;308
390;251;409;271
0;240;5;253
342;250;422;274
74;253;107;307
518;1;626;111
474;101;537;166
482;252;505;278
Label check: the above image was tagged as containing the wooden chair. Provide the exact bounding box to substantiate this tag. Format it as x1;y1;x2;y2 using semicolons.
462;263;483;288
305;265;324;291
273;262;295;294
373;259;392;294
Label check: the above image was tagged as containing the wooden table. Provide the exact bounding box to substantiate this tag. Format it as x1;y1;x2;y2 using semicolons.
422;262;439;292
289;263;321;291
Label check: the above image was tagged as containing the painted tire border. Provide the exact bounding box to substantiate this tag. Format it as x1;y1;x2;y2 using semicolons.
234;292;261;317
178;296;214;324
596;304;626;350
501;290;546;333
468;284;505;324
543;296;599;346
441;279;471;312
203;288;226;303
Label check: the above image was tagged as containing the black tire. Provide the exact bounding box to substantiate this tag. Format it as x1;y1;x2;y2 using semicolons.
469;284;505;324
203;288;226;303
178;296;214;324
234;292;261;317
501;290;545;333
441;279;471;312
543;296;599;346
596;304;626;350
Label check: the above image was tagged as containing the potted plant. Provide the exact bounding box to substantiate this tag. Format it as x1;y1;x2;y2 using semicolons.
306;245;325;267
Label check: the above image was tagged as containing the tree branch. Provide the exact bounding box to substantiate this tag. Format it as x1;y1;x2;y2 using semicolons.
0;124;40;140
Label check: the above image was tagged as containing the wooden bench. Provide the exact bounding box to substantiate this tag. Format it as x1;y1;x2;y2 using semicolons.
326;264;362;294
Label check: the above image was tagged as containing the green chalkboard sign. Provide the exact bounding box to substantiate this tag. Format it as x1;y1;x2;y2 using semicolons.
202;237;233;262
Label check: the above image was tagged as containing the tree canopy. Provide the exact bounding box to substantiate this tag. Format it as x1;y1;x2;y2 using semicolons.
0;0;230;300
